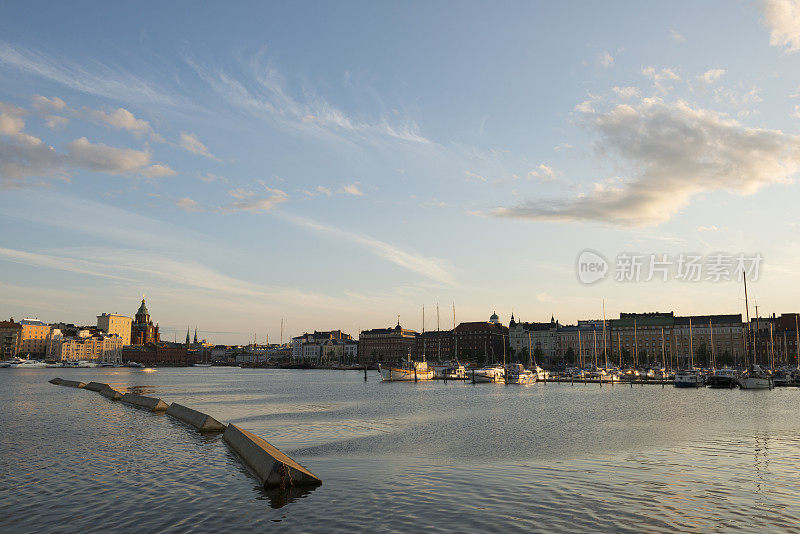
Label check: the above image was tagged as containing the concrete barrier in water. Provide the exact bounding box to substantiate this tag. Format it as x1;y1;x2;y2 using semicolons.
223;424;322;488
120;393;169;412
166;403;226;433
85;381;110;392
48;377;63;385
58;379;86;388
99;387;123;400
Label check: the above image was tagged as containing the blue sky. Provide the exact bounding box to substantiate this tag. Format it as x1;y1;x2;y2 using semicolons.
2;1;800;343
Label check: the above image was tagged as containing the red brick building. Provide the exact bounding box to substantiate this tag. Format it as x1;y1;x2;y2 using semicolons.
122;342;196;366
454;313;509;365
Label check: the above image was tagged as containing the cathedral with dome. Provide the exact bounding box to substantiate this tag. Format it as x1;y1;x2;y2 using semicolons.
131;298;160;345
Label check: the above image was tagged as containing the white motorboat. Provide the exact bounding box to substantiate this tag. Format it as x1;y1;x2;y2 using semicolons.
442;364;467;380
472;365;505;383
738;365;773;390
674;369;703;388
10;359;47;368
533;365;550;381
193;363;213;367
75;360;98;368
505;363;536;384
0;357;25;368
125;361;145;368
379;360;434;381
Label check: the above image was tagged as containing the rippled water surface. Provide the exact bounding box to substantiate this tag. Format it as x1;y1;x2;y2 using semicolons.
2;368;800;532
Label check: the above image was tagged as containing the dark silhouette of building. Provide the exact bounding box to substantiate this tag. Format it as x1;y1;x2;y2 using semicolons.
131;298;160;345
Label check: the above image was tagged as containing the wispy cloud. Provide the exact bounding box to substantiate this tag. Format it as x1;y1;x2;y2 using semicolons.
185;52;431;151
221;184;288;212
179;131;219;161
340;182;364;196
280;213;456;285
597;51;614;68
0;43;181;106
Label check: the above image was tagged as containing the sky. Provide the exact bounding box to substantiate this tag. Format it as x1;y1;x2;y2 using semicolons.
2;0;800;344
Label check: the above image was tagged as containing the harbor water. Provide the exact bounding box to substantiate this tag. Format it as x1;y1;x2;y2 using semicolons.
2;368;800;532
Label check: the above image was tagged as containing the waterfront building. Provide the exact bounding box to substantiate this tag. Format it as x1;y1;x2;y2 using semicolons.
291;330;354;362
130;298;160;345
320;339;358;364
358;322;418;363
97;313;132;346
19;318;51;357
509;314;559;363
609;312;675;368
122;342;195;366
413;330;454;361
673;315;744;368
0;319;22;358
558;321;610;367
50;329;124;363
453;313;508;366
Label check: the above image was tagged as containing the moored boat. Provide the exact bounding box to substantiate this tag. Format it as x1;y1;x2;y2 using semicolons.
472;365;505;383
674;369;703;388
379;360;435;381
738;365;773;390
505;363;536;384
706;367;739;388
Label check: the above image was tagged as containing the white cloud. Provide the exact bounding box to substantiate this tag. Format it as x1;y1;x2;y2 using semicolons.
175;197;201;211
179;131;219;160
574;100;595;113
281;213;455;285
341;182;364;196
612;86;641;99
642;66;681;93
598;51;614;68
762;0;800;52
316;185;332;196
90;107;156;138
698;69;726;84
222;186;288;212
495;98;800;226
31;95;66;111
794;104;800;118
697;225;728;232
670;29;686;43
464;170;488;182
528;164;557;181
142;164;177;178
66;137;151;174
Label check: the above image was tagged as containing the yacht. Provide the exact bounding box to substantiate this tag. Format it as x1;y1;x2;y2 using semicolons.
10;359;48;368
532;365;550;381
706;367;740;388
505;363;536;384
442;363;467;380
0;357;25;368
379;360;435;381
76;360;98;368
674;369;703;388
125;361;144;368
738;365;773;390
472;365;505;383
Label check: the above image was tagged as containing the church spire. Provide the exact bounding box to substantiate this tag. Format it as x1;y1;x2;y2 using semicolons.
193;326;198;344
185;326;190;345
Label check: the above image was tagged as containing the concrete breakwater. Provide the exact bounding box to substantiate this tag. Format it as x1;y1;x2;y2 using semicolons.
166;403;226;432
47;377;322;492
224;424;322;489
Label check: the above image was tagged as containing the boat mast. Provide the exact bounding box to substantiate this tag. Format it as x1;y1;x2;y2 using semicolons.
743;270;752;368
769;321;775;372
527;331;532;368
422;305;426;362
755;305;760;367
634;319;638;369
617;332;622;368
436;303;441;362
709;319;715;370
592;328;597;368
689;317;694;369
796;315;799;370
602;300;608;369
578;329;583;369
452;303;458;364
661;327;666;371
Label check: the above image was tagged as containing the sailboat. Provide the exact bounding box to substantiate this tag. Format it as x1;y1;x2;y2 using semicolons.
738;271;773;390
379;308;435;382
674;318;703;387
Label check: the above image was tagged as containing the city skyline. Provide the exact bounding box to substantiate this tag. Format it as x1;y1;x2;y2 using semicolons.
2;1;800;344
